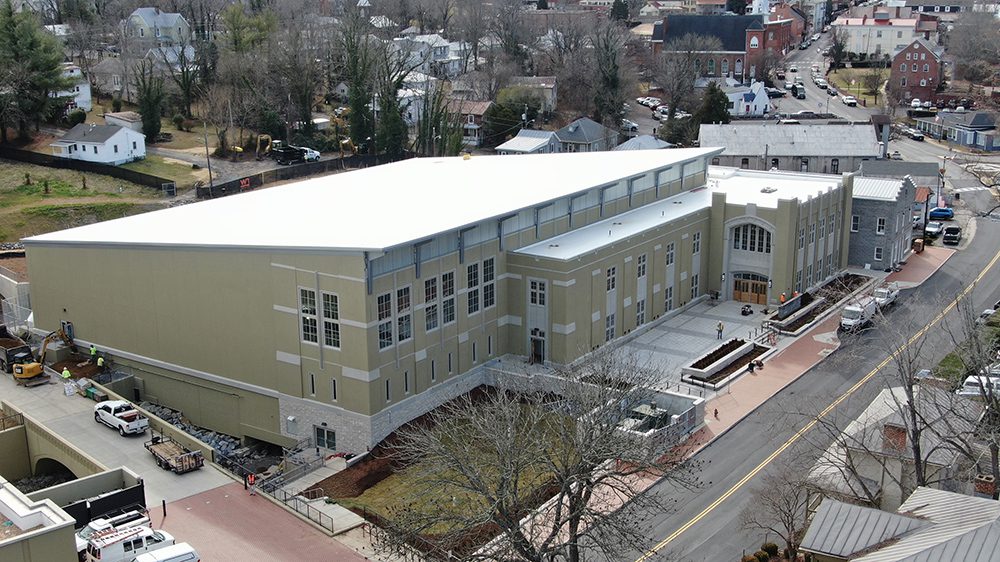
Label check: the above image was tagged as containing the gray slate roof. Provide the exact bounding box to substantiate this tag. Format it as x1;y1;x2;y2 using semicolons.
654;14;765;51
556;118;615;145
130;7;186;29
914;111;997;130
860;160;940;183
614;135;673;150
58;124;124;144
699;123;881;157
801;499;929;558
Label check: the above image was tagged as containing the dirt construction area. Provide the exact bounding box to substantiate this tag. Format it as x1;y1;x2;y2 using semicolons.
50;354;101;380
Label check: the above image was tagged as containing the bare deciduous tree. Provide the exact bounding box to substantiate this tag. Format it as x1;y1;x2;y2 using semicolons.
652;33;723;119
741;460;812;560
376;347;702;562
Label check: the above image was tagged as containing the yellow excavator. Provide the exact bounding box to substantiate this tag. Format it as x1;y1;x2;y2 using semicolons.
255;134;273;160
13;330;71;386
339;138;358;158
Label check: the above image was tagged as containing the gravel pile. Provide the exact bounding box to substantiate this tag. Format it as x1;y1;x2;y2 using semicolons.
13;472;73;493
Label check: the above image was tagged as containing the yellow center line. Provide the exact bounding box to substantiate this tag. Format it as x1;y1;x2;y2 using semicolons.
637;246;1000;562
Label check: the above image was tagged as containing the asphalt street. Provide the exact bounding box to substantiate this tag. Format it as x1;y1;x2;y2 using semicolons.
627;173;1000;560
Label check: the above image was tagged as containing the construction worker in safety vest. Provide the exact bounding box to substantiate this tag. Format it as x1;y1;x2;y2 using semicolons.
247;472;257;495
97;356;105;372
780;292;787;304
90;345;97;363
61;367;71;379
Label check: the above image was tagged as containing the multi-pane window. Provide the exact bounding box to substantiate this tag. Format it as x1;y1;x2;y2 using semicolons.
467;263;480;315
829;214;836;237
425;278;437;302
806;264;813;286
692;232;701;254
637;254;647;278
605;313;616;342
425;304;439;331
425;278;439;331
795;270;802;292
377;292;393;349
385;379;391;402
665;243;675;266
636;299;646;326
798;227;805;249
665;286;674;311
831;159;839;174
300;288;318;343
530;280;547;305
851;215;859;232
483;258;495;309
607;267;617;291
809;224;816;244
322;293;340;348
874;246;884;261
690;273;700;299
397;287;412;342
732;224;772;253
442;272;455;324
876;217;886;234
819;218;826;239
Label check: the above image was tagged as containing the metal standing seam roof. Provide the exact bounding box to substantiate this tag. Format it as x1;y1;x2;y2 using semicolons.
853;177;905;201
800;499;929;558
495;129;558;152
613;135;673;151
131;7;186;29
556;118;616;144
698;123;881;157
24;148;721;252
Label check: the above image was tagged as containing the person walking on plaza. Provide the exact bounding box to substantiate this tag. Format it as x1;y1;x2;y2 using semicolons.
716;321;724;340
89;344;97;364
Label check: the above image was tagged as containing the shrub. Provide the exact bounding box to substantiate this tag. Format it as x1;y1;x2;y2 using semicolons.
741;556;758;562
67;109;86;126
181;119;197;132
112;96;122;112
754;551;770;562
761;543;779;557
173;114;185;130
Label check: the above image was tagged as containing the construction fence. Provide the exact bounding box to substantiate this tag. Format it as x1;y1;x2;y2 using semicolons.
0;145;174;191
196;152;413;199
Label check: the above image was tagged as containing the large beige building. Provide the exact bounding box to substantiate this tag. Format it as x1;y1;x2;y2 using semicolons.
24;150;853;453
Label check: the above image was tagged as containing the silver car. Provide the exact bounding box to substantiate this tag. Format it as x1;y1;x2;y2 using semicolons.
925;221;944;237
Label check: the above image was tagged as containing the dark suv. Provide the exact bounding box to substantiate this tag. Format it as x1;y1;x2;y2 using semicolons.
943;226;962;245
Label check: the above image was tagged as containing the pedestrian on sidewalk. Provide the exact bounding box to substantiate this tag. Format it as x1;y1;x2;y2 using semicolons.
747;361;757;374
716;321;724;340
713;408;719;419
248;472;257;496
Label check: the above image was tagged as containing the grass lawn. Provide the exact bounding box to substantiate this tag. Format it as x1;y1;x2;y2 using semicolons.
87;101;214;151
934;320;1000;383
122;154;208;186
826;68;884;107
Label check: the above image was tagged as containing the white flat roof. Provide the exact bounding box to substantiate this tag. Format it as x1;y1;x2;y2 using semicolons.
516;167;843;261
25;149;719;252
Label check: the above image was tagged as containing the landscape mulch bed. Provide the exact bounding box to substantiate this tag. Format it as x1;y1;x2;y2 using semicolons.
691;339;746;370
779;273;872;333
692;344;770;384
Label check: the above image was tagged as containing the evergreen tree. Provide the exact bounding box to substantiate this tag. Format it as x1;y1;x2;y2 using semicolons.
696;82;730;125
610;0;629;21
134;60;165;141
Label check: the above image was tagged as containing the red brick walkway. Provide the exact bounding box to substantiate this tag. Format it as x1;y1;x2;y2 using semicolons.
889;246;954;286
151;482;370;561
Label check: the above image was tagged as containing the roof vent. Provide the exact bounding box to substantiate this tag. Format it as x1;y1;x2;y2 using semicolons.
761;186;777;193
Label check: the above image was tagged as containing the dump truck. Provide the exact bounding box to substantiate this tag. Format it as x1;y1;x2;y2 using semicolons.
94;400;149;436
144;435;204;474
0;325;32;374
873;282;900;309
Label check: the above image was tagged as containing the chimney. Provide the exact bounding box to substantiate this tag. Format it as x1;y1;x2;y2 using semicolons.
882;423;907;454
975;474;996;498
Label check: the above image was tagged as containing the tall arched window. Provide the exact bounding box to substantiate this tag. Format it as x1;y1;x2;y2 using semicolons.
707;59;716;75
722;59;729;75
732;224;772;253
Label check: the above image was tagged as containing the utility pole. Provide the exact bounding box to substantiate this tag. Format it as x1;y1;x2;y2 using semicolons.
202;121;214;196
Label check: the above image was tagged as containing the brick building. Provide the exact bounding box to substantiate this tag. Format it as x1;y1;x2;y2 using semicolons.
891;38;944;103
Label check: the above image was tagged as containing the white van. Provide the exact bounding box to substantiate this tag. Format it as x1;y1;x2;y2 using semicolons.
956;375;1000;397
133;543;199;562
84;526;174;562
75;509;151;553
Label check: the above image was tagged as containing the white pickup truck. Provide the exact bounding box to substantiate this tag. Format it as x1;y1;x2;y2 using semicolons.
840;296;878;332
94;400;149;436
874;282;900;309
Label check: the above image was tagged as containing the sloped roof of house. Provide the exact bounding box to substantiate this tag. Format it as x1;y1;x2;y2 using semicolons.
892;37;944;60
495;129;558;153
54;124;125;145
614;135;674;150
147;45;196;66
914;111;996;130
556;117;616;145
130;7;187;29
655;14;765;50
801;499;929;559
853;177;909;201
445;99;492;116
699;123;881;157
511;76;558;89
104;111;142;123
860;160;940;186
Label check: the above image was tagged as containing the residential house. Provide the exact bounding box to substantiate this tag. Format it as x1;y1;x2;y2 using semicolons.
801;487;1000;562
393;34;468;79
103;111;144;133
859;160;941;217
509;76;559;113
125;8;191;47
374;88;426;127
445;99;493;148
905;0;970;20
848;176;916;269
49;124;146;166
698;122;881;173
722;81;771;116
556;117;619;152
831;10;940;58
90;57;131;102
912;111;999;150
52;63;92;113
652;15;794;82
614;135;674;150
90;46;196;104
891;38;944;103
578;0;615;11
695;0;727;15
639;1;685;20
495;129;561;154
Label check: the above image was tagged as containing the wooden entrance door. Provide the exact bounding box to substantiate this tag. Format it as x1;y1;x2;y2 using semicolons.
733;277;768;305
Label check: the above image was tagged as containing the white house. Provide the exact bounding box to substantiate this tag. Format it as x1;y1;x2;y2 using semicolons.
49;124;146;166
723;81;771;116
52;63;92;112
103;111;144;132
373;88;426;127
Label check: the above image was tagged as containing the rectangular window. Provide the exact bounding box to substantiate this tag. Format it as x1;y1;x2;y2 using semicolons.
309;372;316;396
530;280;547;305
323;320;340;348
397;314;412;342
322;293;340;348
819;218;826;239
483;257;495;309
301;289;317;315
690;273;700;299
431;360;436;382
303;317;318;343
425;304;439;331
851;215;860;232
795;270;802;292
831;158;839;174
874;246;884;261
331;378;337;401
607;267;617;291
300;288;318;343
443;298;455;324
665;286;673;311
467;263;480;314
809;224;816;244
637;254;647;278
692;232;701;254
425;278;437;302
876;217;886;234
378;322;393;349
636;299;646;326
397;287;410;314
829;214;836;237
806;264;813;286
377;293;392;320
448;352;453;373
398;287;412;342
488;335;493;356
385;379;391;402
132;141;137;150
472;342;478;364
442;272;455;325
798;228;805;249
114;144;119;153
442;271;454;297
404;371;410;394
605;313;616;342
665;243;675;266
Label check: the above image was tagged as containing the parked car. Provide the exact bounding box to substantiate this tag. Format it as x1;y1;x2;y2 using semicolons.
784;81;794;90
827;87;838;97
766;87;787;98
644;97;661;107
842;95;858;106
796;90;806;99
94;400;149;436
924;221;944;236
928;207;955;220
922;101;933;108
908;129;924;141
815;79;828;89
789;65;798;72
890;150;903;160
943;225;962;245
794;110;816;117
910;98;922;108
620;119;639;132
798;43;809;50
776;70;786;79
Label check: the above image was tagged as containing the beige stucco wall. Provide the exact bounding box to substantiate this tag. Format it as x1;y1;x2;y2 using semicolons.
0;425;31;481
0;524;77;562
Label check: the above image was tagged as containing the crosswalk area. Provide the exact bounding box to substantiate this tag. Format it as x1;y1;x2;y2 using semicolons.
953;185;993;193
